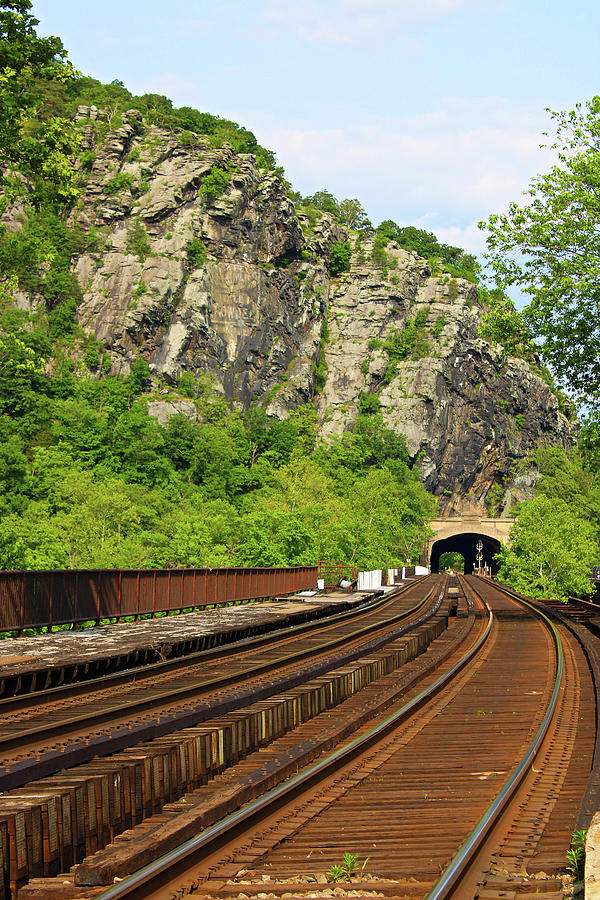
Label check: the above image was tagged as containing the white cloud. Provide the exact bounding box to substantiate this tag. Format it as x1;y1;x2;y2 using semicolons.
261;0;480;44
117;75;555;258
240;97;556;251
431;222;486;255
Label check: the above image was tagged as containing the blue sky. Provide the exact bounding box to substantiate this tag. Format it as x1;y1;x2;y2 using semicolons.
32;0;599;255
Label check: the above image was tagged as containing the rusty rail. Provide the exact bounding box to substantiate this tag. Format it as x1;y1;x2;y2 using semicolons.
0;566;318;634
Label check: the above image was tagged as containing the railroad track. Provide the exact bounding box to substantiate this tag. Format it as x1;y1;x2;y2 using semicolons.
0;574;466;898
0;579;440;779
31;575;595;900
0;594;371;700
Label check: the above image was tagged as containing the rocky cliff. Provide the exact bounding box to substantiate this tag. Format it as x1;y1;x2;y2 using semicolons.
13;106;576;516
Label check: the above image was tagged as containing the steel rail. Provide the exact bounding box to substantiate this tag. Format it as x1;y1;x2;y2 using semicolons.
0;580;439;752
423;577;564;900
0;581;418;711
91;587;492;900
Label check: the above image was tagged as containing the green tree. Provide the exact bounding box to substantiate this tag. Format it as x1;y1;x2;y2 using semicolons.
0;1;78;200
477;287;535;359
0;506;68;569
339;198;370;231
305;190;341;220
345;468;434;568
375;221;478;282
236;458;350;566
159;499;240;567
481;96;600;399
496;495;598;600
580;411;600;480
439;552;464;572
126;219;151;262
111;402;173;485
51;472;141;568
532;446;600;529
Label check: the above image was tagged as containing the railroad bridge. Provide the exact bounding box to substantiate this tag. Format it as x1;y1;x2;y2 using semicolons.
427;514;515;575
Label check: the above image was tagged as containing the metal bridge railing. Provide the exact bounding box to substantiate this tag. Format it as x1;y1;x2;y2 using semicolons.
0;566;318;634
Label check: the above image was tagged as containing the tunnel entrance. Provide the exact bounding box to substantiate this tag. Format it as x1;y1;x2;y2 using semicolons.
430;532;502;575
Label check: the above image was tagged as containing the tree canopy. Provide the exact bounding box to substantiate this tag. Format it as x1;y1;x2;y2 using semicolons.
496;495;597;600
0;0;79;203
495;447;600;599
481;96;600;400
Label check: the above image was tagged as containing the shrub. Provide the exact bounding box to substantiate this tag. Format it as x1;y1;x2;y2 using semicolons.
84;347;100;370
126;219;151;262
178;371;197;397
79;149;95;171
478;287;535;360
328;241;352;275
432;314;446;337
200;167;231;202
186;237;207;269
104;171;135;195
383;362;398;384
180;130;199;147
358;391;381;414
380;311;430;365
48;294;78;338
371;233;388;267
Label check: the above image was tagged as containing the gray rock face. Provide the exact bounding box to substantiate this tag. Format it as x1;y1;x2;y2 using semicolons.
317;240;573;514
147;399;198;426
9;109;576;515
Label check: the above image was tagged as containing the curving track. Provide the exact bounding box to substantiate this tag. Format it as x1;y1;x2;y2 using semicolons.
57;575;597;900
2;576;464;898
0;578;442;788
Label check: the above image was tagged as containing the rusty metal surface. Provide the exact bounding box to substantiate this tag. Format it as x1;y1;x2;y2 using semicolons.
0;567;318;633
11;576;597;900
3;578;449;899
0;592;364;697
0;581;440;795
500;585;600;836
120;576;590;900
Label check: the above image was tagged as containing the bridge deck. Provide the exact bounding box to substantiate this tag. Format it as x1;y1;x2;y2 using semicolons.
0;591;366;695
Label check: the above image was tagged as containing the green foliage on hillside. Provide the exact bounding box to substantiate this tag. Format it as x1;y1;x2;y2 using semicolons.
368;308;431;384
0;295;436;569
477;287;536;359
28;73;278;171
0;0;79;205
375;221;479;283
301;191;371;231
497;447;600;599
9;2;592;585
200;166;231;202
328;241;352;275
0;8;436;576
497;494;597;600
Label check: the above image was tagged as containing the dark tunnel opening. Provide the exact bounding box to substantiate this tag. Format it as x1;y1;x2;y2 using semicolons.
430;532;502;575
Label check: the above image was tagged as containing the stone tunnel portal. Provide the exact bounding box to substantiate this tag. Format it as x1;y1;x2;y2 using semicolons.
430;532;502;576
